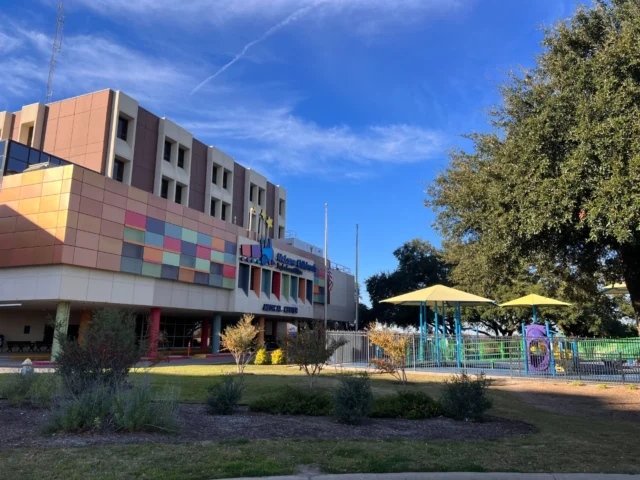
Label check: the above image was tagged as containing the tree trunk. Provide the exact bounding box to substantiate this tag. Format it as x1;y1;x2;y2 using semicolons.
619;244;640;336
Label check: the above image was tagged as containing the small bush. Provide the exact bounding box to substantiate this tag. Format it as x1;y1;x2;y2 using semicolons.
0;373;59;408
47;385;114;432
570;380;584;387
597;384;608;390
271;348;286;365
626;384;637;391
254;348;271;365
371;391;443;419
334;373;373;425
47;379;179;433
112;381;179;433
249;386;333;416
207;377;245;415
441;372;492;422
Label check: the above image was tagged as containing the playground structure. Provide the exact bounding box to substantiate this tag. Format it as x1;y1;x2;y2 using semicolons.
329;330;640;383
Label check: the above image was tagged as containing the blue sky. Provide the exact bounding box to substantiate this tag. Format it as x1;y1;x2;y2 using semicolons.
0;0;576;303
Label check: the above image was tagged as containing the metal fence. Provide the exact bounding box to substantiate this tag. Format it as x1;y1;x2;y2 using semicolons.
328;331;640;384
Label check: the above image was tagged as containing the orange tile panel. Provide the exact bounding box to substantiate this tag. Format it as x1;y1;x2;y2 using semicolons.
14;214;38;232
34;228;56;247
17;198;40;215
127;187;148;204
33;245;55;265
81;183;105;202
98;235;122;255
70;144;87;157
87;108;109;144
43;166;64;183
42;180;62;196
73;246;98;268
59;98;76;117
96;251;121;271
40;195;61;213
0;187;21;202
179;268;195;283
104;177;129;196
146;205;166;221
75;230;100;250
91;91;111;110
77;213;101;234
55;116;73;151
0;201;18;218
19;183;42;199
1;174;22;189
126;198;147;216
21;170;44;186
100;219;124;239
103;191;127;209
82;170;106;189
166;212;183;227
47;102;60;120
75;94;92;114
14;230;37;248
37;211;59;230
84;152;104;173
101;204;125;224
143;246;164;264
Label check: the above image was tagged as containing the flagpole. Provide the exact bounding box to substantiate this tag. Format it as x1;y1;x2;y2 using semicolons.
355;223;359;332
324;203;328;332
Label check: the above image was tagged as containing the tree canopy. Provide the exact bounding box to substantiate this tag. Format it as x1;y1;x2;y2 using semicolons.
365;239;448;327
427;0;640;335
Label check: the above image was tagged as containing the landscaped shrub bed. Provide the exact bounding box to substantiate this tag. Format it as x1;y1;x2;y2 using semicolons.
207;377;245;415
371;391;443;419
248;385;334;416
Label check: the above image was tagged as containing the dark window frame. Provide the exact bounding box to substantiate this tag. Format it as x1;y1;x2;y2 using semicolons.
113;159;125;183
117;116;129;141
163;140;172;162
161;178;169;199
177;147;185;168
175;184;183;204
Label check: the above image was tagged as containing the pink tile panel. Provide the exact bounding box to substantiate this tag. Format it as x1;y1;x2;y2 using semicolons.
163;236;181;253
124;210;147;230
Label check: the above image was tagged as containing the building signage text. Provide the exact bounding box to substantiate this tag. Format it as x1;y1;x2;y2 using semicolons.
276;253;316;273
263;304;299;314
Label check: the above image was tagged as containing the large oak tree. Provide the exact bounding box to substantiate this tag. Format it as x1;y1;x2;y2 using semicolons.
427;0;640;335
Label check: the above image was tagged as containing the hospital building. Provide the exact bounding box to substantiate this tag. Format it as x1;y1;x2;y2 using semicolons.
0;89;356;356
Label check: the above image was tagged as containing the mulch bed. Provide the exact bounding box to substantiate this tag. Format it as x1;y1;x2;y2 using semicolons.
0;400;533;449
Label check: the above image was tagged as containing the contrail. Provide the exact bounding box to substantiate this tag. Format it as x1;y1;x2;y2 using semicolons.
190;2;323;95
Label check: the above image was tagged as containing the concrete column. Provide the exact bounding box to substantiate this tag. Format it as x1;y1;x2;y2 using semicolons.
211;314;222;354
77;309;91;345
148;307;161;358
258;316;265;346
200;318;210;352
51;301;71;359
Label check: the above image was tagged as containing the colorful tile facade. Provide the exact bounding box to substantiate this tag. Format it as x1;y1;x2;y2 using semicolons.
314;267;326;304
0;164;238;290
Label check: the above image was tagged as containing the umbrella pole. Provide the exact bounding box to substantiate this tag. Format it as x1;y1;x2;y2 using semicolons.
546;321;556;377
419;302;424;362
522;322;529;376
533;305;538;323
455;302;462;369
434;301;440;366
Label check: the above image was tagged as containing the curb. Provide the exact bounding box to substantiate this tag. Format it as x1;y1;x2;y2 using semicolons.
215;474;640;480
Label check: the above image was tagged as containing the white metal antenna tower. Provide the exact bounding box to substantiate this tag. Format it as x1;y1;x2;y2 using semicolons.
46;1;65;103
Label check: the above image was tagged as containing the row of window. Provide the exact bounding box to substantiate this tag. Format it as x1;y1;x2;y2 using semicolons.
238;263;313;304
211;165;231;190
210;198;230;221
160;177;186;205
163;140;187;169
2;140;69;176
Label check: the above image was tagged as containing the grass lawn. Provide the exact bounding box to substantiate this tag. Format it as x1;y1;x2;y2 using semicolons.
0;365;638;479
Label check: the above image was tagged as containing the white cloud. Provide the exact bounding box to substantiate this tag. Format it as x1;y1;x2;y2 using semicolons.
67;0;465;31
182;106;446;177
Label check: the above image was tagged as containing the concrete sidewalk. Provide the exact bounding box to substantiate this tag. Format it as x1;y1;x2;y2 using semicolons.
217;473;640;480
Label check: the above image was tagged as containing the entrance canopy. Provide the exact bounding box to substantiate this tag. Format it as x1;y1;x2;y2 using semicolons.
381;284;495;306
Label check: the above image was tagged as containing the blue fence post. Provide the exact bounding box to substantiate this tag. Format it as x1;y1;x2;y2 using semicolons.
455;302;462;369
546;321;556;377
522;323;529;375
434;301;439;364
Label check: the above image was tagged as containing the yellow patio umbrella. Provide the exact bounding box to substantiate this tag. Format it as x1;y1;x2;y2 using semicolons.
602;283;628;295
381;284;495;306
381;285;495;368
499;294;571;323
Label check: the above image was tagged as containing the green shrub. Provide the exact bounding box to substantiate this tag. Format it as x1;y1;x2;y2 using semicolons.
112;381;179;433
47;385;114;432
249;386;333;416
48;379;179;433
441;372;492;422
0;373;59;408
207;377;245;415
334;373;373;425
254;348;271;365
271;348;286;365
372;390;443;419
626;384;637;391
55;309;144;395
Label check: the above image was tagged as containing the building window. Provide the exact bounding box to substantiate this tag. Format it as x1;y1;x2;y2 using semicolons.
210;198;217;217
178;147;185;168
212;165;218;184
249;184;254;202
113;159;125;183
161;178;169;199
258;189;264;206
24;325;31;334
163;140;172;162
117;116;128;141
279;226;285;239
26;126;34;147
221;203;227;221
175;184;183;204
222;170;229;190
279;199;285;216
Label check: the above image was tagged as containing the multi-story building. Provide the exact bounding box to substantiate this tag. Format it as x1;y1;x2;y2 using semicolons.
0;90;355;356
